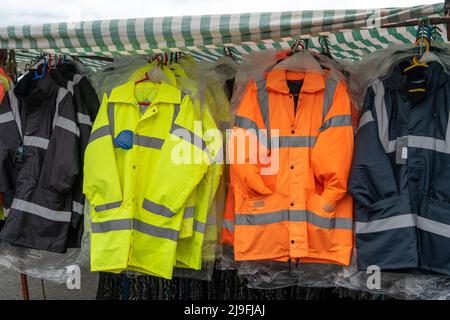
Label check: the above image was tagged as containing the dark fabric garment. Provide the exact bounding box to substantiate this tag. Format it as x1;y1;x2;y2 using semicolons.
286;80;303;113
50;67;100;248
350;61;450;275
0;72;80;253
0;93;23;207
96;270;385;300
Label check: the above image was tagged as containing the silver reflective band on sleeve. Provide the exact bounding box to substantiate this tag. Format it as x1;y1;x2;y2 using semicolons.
88;125;111;144
193;220;206;233
92;218;132;233
256;77;270;132
4;208;10;217
72;201;84;215
319;115;352;132
133;135;164;149
171;123;207;151
133;219;179;241
322;78;338;120
357;111;375;131
77;113;93;126
9;87;23;139
53;88;69;129
417;216;450;238
223;219;234;232
183;207;195;219
95;201;122;212
355;214;416;234
23;136;50;150
55;116;80;137
373;81;397;153
0;111;14;123
235;209;352;230
108;102;115;137
11;199;72;222
142;199;176;217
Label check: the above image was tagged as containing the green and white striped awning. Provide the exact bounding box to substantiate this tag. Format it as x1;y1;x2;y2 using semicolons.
1;3;447;66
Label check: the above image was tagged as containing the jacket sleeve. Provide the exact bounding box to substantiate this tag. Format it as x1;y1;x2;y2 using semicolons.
348;86;398;207
142;94;210;216
310;81;354;207
83;94;123;209
40;91;80;194
229;81;275;197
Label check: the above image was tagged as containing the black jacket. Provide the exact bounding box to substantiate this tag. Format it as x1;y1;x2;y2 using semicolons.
0;72;80;253
350;61;450;275
50;68;99;248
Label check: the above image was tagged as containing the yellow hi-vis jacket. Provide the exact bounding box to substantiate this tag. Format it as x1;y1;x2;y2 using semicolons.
83;79;216;279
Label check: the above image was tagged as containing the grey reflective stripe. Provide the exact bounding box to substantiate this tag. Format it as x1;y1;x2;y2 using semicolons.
55;116;80;136
357;111;375;131
223;219;234;232
290;210;353;230
236;210;289;225
72;74;84;85
88;125;111;144
193;220;206;233
236;209;352;230
373;81;397;153
23;136;50;149
92;219;132;233
355;214;416;234
134;219;179;241
183;206;195;219
256;76;270;148
53;88;70;129
4;208;10;217
319;115;352;132
77;113;92;126
235;116;259;131
133;135;164;149
0;112;14;123
91;218;179;241
67;82;75;95
72;201;84;215
11;198;72;222
256;77;270;131
142;198;176;217
277;136;317;148
171;123;209;153
407;135;450;154
417;216;450;238
9;87;23;139
108;102;115;138
322;78;338;120
95;201;122;212
171;92;185;124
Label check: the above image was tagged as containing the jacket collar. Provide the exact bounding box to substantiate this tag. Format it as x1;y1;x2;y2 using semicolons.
265;68;325;94
108;80;182;105
14;70;61;103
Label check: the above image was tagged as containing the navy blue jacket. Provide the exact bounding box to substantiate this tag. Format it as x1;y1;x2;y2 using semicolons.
350;61;450;275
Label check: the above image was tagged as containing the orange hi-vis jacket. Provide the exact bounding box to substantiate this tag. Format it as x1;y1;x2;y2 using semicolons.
228;68;354;265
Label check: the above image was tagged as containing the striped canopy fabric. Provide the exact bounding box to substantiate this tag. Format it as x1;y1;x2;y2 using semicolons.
1;3;447;66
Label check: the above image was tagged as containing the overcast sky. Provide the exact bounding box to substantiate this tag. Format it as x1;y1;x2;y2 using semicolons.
0;0;440;27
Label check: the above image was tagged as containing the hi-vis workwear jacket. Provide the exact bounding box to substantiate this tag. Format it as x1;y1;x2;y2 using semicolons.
0;73;80;253
349;62;450;275
84;79;217;279
229;69;354;265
